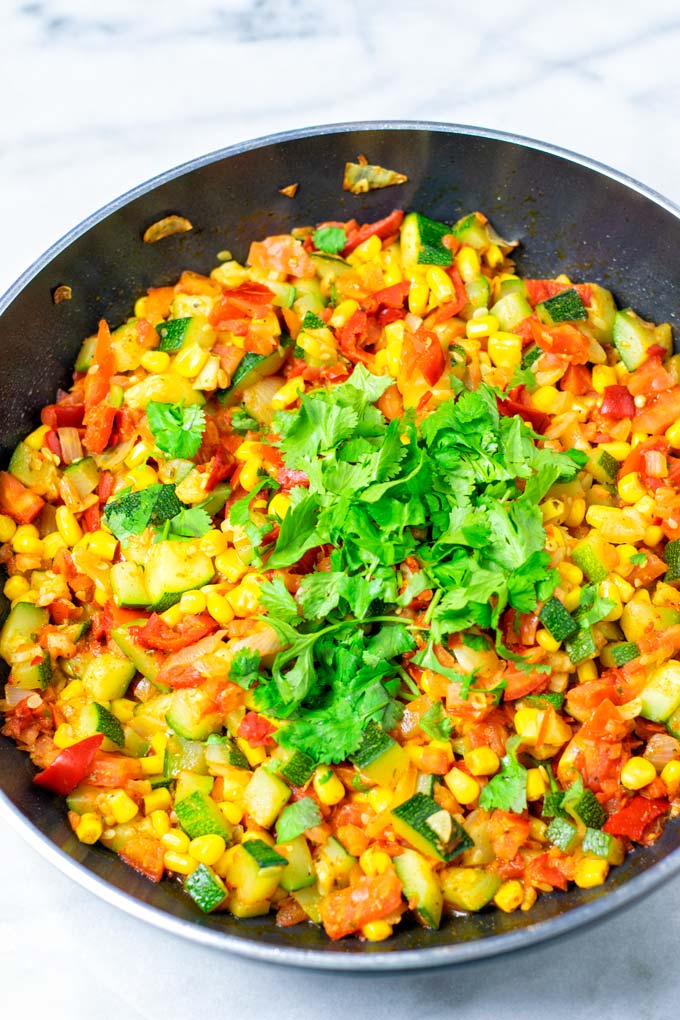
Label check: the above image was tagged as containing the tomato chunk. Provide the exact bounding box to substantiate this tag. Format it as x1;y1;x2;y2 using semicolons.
320;870;403;940
0;470;45;523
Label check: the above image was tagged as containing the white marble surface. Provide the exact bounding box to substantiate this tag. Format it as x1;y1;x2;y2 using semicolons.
2;0;680;1014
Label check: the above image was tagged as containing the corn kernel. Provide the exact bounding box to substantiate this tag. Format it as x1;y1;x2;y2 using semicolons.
173;343;209;378
149;733;167;755
126;465;158;491
609;573;635;603
487;331;522;369
644;525;664;547
140;754;164;775
529;818;548;842
359;848;392;876
271;376;305;410
563;586;582;613
618;472;646;505
53;723;77;749
207;591;235;625
60;679;84;700
125;441;152;469
577;660;598;682
219;801;244;825
558;562;583;586
163;850;198;876
236;736;267;767
150;809;171;837
600;441;631;461
144;788;172;814
177;589;206;616
329;299;360;329
466;314;499;339
408;279;429;317
485;243;503;268
444;767;480;805
189;834;227;866
42;531;67;559
384;320;405;377
564;498;586;528
198;528;228;557
514;708;540;741
596;579;623;621
75;813;103;845
362;920;393;942
426;266;455;303
521;886;538;911
535;627;561;654
464;747;500;776
268;493;291;520
110;697;136;723
239;456;262;493
661;759;680;796
348;234;382;263
226;574;260;618
93;587;109;608
591;365;617;394
0;514;17;543
532;385;560;413
161;829;190;853
140;350;170;373
12;523;44;556
55;507;82;548
313;767;345;806
574;857;609;888
85;530;117;561
3;575;30;601
665;420;680;450
109;790;139;824
494;880;524;913
526;767;549;801
621;756;656;790
160;603;183;627
215;548;248;583
367;788;393;814
455;246;481;282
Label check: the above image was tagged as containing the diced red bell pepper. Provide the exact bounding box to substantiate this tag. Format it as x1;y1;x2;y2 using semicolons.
524;279;592;307
603;796;668;842
342;210;405;256
84;320;116;410
209;282;275;326
600;385;635;419
130;612;218;653
497;398;550;435
82;403;117;454
337;309;372;365
0;470;45;523
237;711;277;747
33;734;104;795
561;363;593;396
119;834;165;883
41;403;86;429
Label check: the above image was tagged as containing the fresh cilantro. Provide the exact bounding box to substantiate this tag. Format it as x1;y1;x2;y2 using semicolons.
508;363;538;392
229;408;259;434
147;401;206;459
228;650;261;690
574;585;616;629
228;477;277;562
301;310;326;331
630;552;646;566
165;506;212;540
479;737;527;813
259;578;299;627
103;483;183;543
276;796;322;842
312;226;347;255
419;702;453;741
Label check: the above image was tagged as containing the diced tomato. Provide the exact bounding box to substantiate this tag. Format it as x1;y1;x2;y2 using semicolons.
560;363;593;395
119;834;165;883
401;327;445;386
531;320;590;364
33;734;104;795
603;796;668;842
130;613;218;653
205;446;234;492
619;436;669;481
497;398;549;435
319;870;403;940
525;850;574;891
209;282;275;326
276;467;309;490
365;281;410;314
488;810;531;861
502;665;549;701
417;746;451;775
626;354;674;397
237;711;277;747
158;664;204;689
635;387;680;435
84;320;116;410
144;285;175;324
86;753;143;787
337;309;371;365
41;403;85;429
524;280;591;307
342;210;405;256
82;402;117;454
247;236;315;278
600;385;635;419
49;599;81;625
116;405;142;442
0;471;45;523
566;679;621;722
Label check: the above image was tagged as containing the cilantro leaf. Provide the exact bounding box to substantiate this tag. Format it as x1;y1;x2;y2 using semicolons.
147;401;206;459
301;310;326;331
228;650;261;689
166;506;212;540
419;702;453;740
259;578;300;627
276;797;322;842
312;226;347;255
229;408;259;434
629;552;646;566
479;737;527;813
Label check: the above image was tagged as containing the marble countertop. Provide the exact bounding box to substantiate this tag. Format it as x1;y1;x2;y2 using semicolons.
2;0;680;1014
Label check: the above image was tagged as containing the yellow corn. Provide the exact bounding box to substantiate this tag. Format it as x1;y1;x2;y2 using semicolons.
464;747;500;776
226;574;260;617
362;921;393;942
60;679;84;700
296;329;337;364
198;528;228;557
87;530;118;561
444;767;480;805
529;818;548;842
455;246;481;282
532;385;560;413
110;698;135;723
189;834;227;866
526;767;549;801
367;787;393;814
55;507;82;548
313;767;345;806
426;266;455;303
207;591;235;625
574;857;609;888
163;850;198;876
621;756;656;790
24;424;51;450
558;562;583;587
536;628;561;653
126;464;158;490
215;548;248;583
12;523;44;556
173;343;209;378
0;514;17;543
348;234;382;264
140;754;164;775
596;579;623;621
236;736;267;767
219;801;244;825
125;441;152;468
645;524;664;547
359;848;392;876
53;723;79;748
143;788;172;814
234;440;262;462
487;332;522;369
408;279;429;316
591;365;617;394
271;377;305;410
618;472;646;504
577;661;598;682
239;456;262;493
176;589;206;616
108;790;139;824
140;350;170;373
4;575;30;601
329;299;360;329
75;813;103;845
384;320;405;377
494;880;524;913
665;420;680;450
514;707;540;742
564;497;586;528
42;531;67;559
600;441;631;461
609;573;635;603
521;886;538;912
150;810;171;837
466;313;499;339
161;829;191;853
485;243;503;268
268;493;291;520
160;603;183;627
660;759;680;796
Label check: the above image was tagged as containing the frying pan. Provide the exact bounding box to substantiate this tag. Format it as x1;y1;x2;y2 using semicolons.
1;122;680;970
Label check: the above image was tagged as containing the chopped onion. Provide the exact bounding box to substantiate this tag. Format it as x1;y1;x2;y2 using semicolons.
644;732;680;769
143;215;193;243
58;474;85;512
57;427;83;465
4;685;31;707
94;436;135;470
404;313;423;332
225;624;284;667
243;376;283;425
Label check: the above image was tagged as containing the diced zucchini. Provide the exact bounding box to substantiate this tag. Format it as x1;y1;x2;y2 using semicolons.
440;867;501;912
275;748;316;788
539;597;578;642
217;341;291;407
123;726;150;759
8;441;58;496
586;449;621;485
230;839;288;903
521;344;542;369
204;734;249;773
184;863;227;913
571;542;609;584
165;687;224;741
174;789;233;841
415;773;437;797
490;291;533;331
612;308;672;371
583;283;617;344
393;849;443;929
66;784;101;815
664;538;680;585
564;627;597;665
11;650;52;691
536;288;587;325
564;783;607;829
243;766;291;828
582;827;623;863
79;701;125;749
227;893;271;918
277;835;316;892
464;275;491;312
156;316;214;352
391;793;473;862
350;721;409;786
640;660;680;722
63;457;100;497
144;540;215;613
75;333;97;372
600;641;640;668
546;816;579;852
111;623;162;682
525;691;565;711
310;253;351;287
175;769;214;802
450;212;489;250
78;651;136;701
317;835;356;887
291;883;322;924
400;212;452;268
198;482;231;517
666;704;680;739
110;562;150;609
164;735;209;778
124;373;205;411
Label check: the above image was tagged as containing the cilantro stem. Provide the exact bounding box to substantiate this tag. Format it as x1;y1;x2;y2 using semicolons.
422;588;442;626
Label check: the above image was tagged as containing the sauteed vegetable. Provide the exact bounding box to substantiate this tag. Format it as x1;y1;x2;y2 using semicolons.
2;206;680;941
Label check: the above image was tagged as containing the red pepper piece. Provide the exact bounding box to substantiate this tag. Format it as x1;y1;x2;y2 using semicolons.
130;612;218;653
0;471;45;523
603;796;668;842
33;734;104;795
600;385;635;419
342;210;405;256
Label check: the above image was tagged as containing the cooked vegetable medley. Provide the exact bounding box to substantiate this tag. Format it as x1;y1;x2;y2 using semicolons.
3;205;680;941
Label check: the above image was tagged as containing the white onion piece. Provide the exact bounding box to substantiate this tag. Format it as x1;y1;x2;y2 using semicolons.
4;685;31;707
225;624;284;667
404;313;422;331
243;376;283;425
94;436;135;470
57;427;83;465
644;732;680;770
